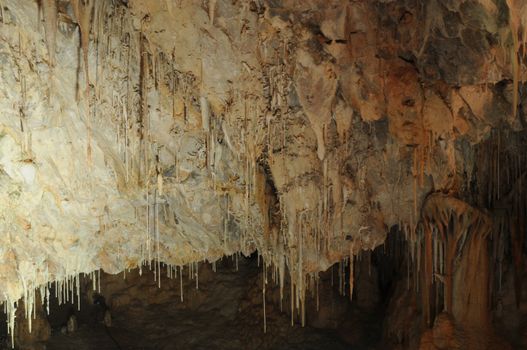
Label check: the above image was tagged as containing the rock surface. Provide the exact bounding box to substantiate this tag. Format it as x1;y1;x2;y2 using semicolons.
0;0;525;347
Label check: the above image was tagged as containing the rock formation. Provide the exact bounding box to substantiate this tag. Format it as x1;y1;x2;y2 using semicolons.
0;0;525;348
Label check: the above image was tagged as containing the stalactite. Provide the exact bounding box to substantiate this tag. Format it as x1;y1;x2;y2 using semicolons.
278;253;285;312
195;262;199;290
6;0;527;343
180;266;183;302
422;222;433;325
290;274;294;326
42;0;56;68
421;194;492;329
263;263;267;333
71;0;94;163
16;32;27;142
146;188;151;268
224;193;228;249
200;95;210;132
413;148;418;219
349;254;354;301
6;299;16;349
156;190;161;288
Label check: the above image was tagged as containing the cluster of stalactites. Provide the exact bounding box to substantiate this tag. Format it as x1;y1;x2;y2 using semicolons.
419;194;492;326
4;0;366;342
475;129;527;307
2;270;102;349
2;259;230;348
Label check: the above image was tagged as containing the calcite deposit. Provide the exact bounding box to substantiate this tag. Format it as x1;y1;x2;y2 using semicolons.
0;0;526;348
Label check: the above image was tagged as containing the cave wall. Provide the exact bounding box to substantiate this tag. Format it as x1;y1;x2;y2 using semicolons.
0;0;526;345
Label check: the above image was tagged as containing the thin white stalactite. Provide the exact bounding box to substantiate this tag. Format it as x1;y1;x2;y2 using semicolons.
263;263;267;333
180;266;184;302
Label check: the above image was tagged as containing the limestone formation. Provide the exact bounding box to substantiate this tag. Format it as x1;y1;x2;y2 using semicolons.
0;0;525;348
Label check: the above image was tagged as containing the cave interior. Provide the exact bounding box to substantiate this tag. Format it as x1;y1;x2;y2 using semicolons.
0;0;527;349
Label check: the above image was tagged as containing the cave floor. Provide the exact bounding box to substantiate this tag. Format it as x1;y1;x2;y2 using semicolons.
45;305;351;350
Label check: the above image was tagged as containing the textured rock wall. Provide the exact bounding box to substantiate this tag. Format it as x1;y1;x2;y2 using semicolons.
0;0;525;344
